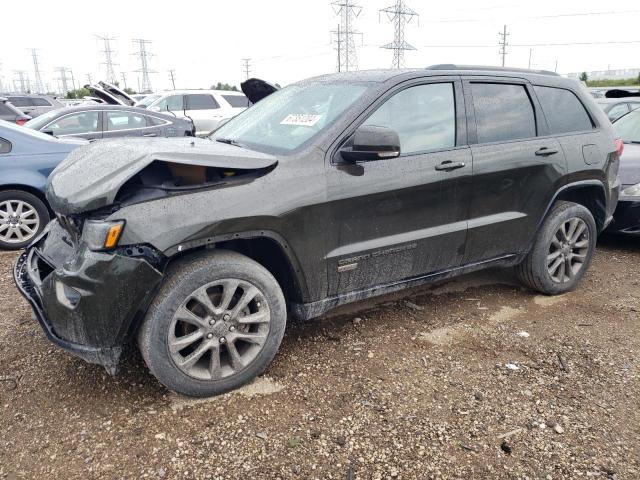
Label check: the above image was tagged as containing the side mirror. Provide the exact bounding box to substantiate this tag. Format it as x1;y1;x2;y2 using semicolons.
340;125;400;163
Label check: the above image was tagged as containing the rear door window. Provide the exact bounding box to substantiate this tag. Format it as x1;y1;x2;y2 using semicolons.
8;97;31;107
106;111;146;131
156;95;184;112
534;86;594;133
30;97;52;107
362;82;456;154
185;94;220;110
222;95;250;108
470;83;536;143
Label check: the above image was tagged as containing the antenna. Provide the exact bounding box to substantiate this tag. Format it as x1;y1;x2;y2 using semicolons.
242;58;251;80
380;0;419;69
96;35;119;84
29;49;45;93
331;1;362;72
132;39;155;93
499;25;509;67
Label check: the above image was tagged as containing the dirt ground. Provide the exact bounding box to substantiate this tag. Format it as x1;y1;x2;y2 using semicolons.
0;236;638;480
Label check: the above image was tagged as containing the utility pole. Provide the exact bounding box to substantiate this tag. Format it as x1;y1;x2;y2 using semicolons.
380;0;419;69
331;1;362;72
121;72;128;89
241;59;251;80
168;69;176;89
86;73;93;84
132;39;155;93
29;48;45;93
96;35;119;84
528;48;532;69
498;25;509;67
55;67;70;95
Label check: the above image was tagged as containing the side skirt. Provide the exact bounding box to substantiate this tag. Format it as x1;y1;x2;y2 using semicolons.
291;254;519;321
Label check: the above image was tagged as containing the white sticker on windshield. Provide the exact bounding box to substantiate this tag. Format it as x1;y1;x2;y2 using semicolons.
280;114;322;127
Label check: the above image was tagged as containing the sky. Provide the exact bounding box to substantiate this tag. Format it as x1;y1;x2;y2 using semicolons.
1;0;640;94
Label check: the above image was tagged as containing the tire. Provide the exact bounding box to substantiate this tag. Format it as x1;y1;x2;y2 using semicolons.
517;201;597;295
0;190;50;250
138;250;287;397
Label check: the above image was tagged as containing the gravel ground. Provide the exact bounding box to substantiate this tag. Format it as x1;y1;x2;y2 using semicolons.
0;236;638;480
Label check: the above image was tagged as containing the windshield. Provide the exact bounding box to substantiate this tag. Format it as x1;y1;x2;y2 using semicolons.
24;108;64;130
135;94;161;108
614;109;640;143
211;82;369;153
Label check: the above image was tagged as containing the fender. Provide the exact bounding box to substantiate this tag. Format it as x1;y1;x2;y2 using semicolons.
0;168;49;193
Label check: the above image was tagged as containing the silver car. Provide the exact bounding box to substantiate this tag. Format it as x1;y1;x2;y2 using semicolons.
5;94;64;118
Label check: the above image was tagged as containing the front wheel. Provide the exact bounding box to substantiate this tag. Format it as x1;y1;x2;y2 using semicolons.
138;250;287;397
517;201;597;295
0;190;50;250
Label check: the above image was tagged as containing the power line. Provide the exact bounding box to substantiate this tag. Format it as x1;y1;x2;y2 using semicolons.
29;49;44;94
242;58;251;80
417;9;640;23
96;35;119;84
414;40;640;48
380;0;419;69
331;1;362;72
498;24;509;67
132;39;155;93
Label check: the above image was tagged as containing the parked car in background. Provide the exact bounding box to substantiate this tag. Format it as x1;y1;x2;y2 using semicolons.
596;98;640;122
0;97;31;125
610;109;640;235
14;66;621;397
24;105;195;140
0;120;86;249
5;94;64;118
139;90;249;136
131;94;151;102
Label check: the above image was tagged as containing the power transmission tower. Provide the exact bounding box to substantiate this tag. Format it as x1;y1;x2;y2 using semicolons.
380;1;419;69
499;25;509;67
331;1;362;72
132;39;155;93
168;69;176;89
86;73;93;84
29;49;45;93
241;59;251;80
69;70;77;90
13;71;29;93
121;72;128;89
96;35;119;84
55;67;71;95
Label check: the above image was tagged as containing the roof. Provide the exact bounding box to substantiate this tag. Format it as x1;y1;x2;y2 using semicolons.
302;65;569;85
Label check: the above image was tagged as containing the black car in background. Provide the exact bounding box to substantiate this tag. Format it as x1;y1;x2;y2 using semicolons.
0;97;31;125
15;66;620;397
611;109;640;235
24;104;195;140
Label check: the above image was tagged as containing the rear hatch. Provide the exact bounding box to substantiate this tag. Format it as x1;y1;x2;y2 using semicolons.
84;81;136;106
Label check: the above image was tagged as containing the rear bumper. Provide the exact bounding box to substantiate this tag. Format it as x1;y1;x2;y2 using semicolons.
608;198;640;235
13;221;164;371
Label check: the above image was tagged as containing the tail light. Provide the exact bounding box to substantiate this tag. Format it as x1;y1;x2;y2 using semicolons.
614;138;624;157
15;118;27;126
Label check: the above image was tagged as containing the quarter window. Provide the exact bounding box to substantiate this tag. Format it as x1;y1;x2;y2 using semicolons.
186;94;220;110
363;83;456;155
606;103;630;122
47;111;100;135
30;98;52;107
106;111;146;131
0;138;11;154
534;86;594;134
471;83;536;143
222;95;250;108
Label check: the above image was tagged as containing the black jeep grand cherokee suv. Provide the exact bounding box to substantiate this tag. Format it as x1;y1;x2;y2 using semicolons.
15;65;621;397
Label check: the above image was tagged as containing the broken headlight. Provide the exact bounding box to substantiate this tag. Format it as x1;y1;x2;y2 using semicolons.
621;183;640;197
82;220;125;251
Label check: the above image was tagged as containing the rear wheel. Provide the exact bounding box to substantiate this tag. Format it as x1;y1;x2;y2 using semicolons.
0;190;49;250
138;250;287;397
517;201;597;295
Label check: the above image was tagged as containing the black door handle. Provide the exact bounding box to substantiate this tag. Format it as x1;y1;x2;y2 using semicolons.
535;147;559;157
435;160;466;171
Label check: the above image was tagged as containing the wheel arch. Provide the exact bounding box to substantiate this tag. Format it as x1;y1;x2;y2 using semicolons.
552;181;608;232
163;231;309;309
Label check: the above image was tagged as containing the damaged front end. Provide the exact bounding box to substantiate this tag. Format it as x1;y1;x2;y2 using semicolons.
15;137;277;372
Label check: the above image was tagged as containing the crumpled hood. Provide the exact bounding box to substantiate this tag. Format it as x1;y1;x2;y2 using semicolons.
620;143;640;187
46;137;277;215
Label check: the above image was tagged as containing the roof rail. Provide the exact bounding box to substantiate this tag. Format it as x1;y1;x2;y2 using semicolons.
426;64;560;77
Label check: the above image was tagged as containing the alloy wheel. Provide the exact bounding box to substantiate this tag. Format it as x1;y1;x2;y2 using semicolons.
547;217;589;283
168;279;271;380
0;200;40;245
